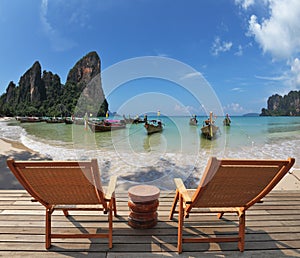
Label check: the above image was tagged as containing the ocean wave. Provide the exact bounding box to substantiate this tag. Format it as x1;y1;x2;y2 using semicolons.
0;121;25;141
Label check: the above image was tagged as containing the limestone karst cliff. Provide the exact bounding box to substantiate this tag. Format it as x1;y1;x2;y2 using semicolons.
0;51;108;117
261;91;300;116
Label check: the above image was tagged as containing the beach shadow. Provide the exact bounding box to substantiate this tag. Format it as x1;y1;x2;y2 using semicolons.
119;158;200;190
215;225;300;256
43;213;113;257
111;214;174;254
0;151;51;189
121;167;164;183
161;214;299;256
99;159;112;184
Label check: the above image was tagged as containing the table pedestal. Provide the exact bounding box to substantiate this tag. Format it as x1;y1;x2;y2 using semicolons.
128;185;160;229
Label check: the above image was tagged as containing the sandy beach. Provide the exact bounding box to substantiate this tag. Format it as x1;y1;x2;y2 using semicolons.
0;135;50;189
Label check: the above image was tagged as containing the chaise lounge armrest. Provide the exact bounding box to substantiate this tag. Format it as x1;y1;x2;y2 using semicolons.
174;178;192;204
105;175;117;200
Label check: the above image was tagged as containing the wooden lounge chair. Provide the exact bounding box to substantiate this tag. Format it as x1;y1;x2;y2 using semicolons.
7;158;117;249
169;157;295;253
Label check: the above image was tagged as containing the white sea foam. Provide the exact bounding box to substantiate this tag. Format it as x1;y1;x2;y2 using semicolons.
20;131;208;191
0;121;25;141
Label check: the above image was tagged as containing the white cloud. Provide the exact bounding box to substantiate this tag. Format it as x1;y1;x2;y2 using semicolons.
235;0;255;10
40;0;76;51
290;58;300;86
40;0;54;35
180;72;201;80
174;104;196;115
211;37;233;56
157;53;169;58
255;74;287;81
234;45;243;56
248;0;300;60
255;58;300;88
231;87;244;92
224;103;245;114
239;0;300;89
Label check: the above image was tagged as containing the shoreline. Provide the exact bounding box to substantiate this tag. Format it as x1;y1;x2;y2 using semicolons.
0;117;299;191
0;137;299;191
0;138;38;154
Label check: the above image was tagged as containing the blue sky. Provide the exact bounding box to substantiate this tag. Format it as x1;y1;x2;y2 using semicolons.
1;0;300;116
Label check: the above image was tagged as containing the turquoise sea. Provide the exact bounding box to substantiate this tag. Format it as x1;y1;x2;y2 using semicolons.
1;116;300;191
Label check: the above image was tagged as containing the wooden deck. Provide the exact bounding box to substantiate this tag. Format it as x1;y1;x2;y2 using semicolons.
0;190;300;257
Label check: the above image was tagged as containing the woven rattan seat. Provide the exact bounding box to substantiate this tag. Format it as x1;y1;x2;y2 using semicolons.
7;158;117;249
169;157;295;253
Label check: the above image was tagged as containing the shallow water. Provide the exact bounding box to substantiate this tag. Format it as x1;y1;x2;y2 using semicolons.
1;116;300;192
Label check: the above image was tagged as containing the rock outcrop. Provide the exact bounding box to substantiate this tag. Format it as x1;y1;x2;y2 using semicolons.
5;81;16;103
261;91;300;116
18;61;46;106
0;51;108;117
66;51;101;88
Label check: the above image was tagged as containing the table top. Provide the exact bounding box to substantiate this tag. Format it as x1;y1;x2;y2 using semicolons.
128;185;160;202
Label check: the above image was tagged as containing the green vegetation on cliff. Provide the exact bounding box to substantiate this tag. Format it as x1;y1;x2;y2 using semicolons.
261;90;300;116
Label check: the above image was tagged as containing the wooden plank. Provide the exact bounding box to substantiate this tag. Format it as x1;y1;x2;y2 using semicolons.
1;225;300;237
0;190;299;256
0;242;162;252
0;252;106;258
107;249;300;257
0;218;299;229
0;231;299;244
1;212;299;221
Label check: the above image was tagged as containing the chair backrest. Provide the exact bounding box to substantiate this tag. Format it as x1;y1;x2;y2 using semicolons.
191;157;295;209
7;159;107;209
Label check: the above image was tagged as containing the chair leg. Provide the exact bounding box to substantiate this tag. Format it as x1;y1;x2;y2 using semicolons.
45;209;51;249
169;190;179;220
177;194;184;254
238;212;245;252
63;209;69;217
112;197;117;217
108;203;113;249
217;212;224;219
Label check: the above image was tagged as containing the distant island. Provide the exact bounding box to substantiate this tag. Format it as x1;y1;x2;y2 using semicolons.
0;51;108;117
243;113;260;117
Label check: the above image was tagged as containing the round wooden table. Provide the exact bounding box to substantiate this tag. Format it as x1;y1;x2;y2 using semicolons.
128;185;160;229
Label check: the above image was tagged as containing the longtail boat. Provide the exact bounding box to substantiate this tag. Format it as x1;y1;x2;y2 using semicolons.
144;120;163;135
88;119;126;132
201;112;219;140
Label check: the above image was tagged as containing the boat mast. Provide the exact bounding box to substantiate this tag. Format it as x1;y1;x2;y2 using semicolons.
209;112;213;138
